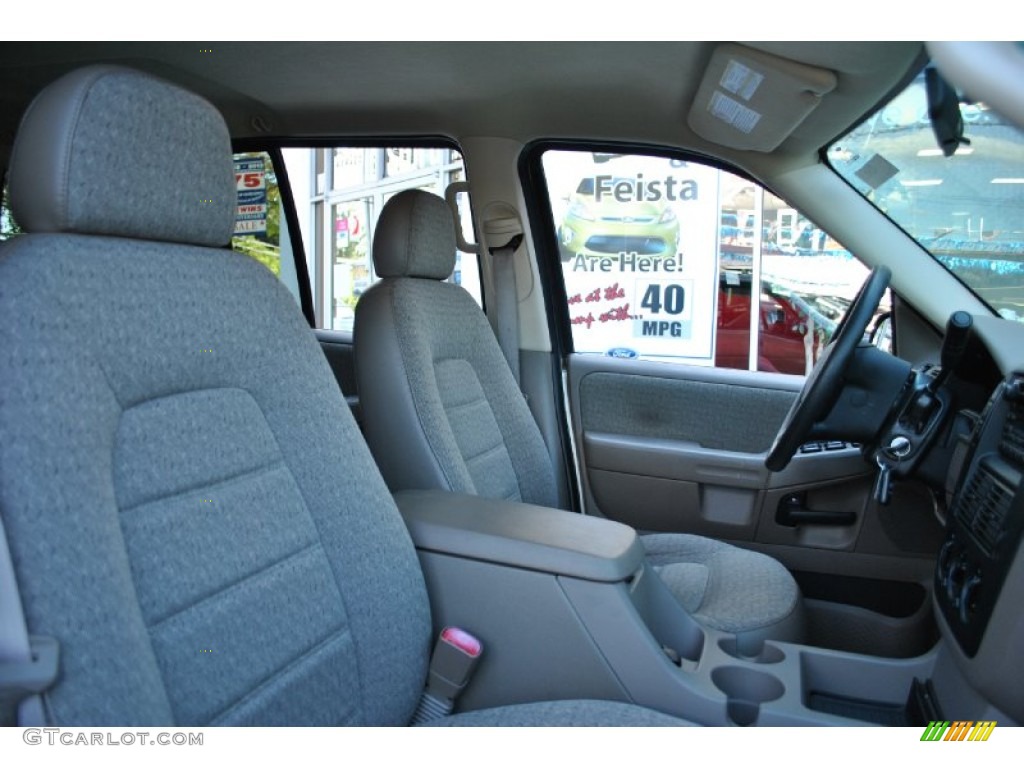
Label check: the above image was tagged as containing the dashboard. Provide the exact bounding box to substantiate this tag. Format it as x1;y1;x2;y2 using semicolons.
937;373;1024;656
928;315;1024;721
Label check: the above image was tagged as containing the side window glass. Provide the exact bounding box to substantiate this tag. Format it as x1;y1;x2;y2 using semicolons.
542;149;888;374
1;179;23;242
231;152;303;307
279;146;479;331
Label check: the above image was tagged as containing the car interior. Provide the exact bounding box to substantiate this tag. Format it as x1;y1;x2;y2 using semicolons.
1;41;1023;728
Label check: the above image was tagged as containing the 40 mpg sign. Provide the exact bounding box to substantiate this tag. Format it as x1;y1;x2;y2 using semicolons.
553;153;720;363
234;157;267;235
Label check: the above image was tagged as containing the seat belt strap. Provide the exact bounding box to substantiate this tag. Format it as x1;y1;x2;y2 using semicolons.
490;233;523;386
0;515;58;726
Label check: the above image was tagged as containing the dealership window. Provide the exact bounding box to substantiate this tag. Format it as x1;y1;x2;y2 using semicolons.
541;149;887;375
276;146;479;331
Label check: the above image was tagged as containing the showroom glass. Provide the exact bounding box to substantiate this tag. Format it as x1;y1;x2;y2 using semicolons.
541;150;882;374
829;70;1024;322
232;146;479;331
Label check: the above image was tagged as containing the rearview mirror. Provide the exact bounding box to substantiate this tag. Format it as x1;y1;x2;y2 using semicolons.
926;67;971;157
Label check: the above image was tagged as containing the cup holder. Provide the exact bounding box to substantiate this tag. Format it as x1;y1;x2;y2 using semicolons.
711;666;785;726
718;637;785;664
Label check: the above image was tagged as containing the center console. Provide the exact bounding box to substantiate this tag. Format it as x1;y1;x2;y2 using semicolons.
395;489;939;726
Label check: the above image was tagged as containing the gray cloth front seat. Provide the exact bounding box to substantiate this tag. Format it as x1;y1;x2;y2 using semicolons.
0;64;689;727
355;190;805;649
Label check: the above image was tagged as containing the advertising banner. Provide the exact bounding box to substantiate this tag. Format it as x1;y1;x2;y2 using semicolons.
234;157;267;235
545;152;720;363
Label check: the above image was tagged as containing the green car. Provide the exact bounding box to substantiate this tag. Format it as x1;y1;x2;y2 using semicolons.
558;176;680;262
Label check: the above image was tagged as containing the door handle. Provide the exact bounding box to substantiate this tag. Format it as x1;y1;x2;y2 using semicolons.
775;493;856;527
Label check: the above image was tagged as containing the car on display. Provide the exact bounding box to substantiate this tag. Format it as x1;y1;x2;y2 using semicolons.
1;41;1023;732
558;175;681;262
715;271;839;375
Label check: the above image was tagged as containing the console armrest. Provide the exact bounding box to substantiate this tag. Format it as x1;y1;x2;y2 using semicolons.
394;489;643;582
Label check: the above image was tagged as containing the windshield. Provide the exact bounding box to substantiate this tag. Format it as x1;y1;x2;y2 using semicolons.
828;69;1024;321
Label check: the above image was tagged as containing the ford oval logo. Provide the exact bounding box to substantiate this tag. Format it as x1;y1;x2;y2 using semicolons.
606;347;639;359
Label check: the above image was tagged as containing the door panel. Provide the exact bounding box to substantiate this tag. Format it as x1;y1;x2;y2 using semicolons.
566;354;940;569
570;355;804;541
578;368;795;454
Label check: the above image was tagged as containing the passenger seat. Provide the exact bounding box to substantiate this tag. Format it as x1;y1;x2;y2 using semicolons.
354;189;806;651
0;64;689;727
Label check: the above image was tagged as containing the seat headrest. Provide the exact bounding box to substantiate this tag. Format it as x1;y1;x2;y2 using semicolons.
372;189;456;280
8;65;236;247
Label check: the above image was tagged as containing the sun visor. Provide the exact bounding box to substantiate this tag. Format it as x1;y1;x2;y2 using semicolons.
688;43;837;152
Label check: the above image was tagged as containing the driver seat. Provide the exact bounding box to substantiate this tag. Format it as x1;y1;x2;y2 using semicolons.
355;189;805;649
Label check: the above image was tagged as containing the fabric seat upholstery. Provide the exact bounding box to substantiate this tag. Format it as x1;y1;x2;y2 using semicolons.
0;65;690;727
355;189;805;648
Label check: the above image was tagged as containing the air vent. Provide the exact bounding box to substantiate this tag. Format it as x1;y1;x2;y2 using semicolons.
1000;418;1024;465
954;463;1013;553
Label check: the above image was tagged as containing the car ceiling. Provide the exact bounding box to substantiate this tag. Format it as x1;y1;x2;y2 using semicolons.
0;41;924;178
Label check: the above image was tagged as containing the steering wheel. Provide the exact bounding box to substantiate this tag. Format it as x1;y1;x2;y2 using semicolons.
766;265;891;472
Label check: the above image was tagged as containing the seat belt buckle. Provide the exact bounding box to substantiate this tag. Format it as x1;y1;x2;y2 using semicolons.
411;627;483;724
426;626;482;701
0;635;59;725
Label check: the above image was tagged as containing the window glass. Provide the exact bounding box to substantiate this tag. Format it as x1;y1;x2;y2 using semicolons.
282;146;479;331
829;69;1024;322
542;150;886;374
1;179;23;242
231;152;281;275
231;151;304;308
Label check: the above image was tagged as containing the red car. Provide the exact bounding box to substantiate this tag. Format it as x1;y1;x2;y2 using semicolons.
715;270;835;375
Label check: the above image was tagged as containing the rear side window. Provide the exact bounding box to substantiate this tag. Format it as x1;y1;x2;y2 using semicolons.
231;152;282;276
269;146;480;331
